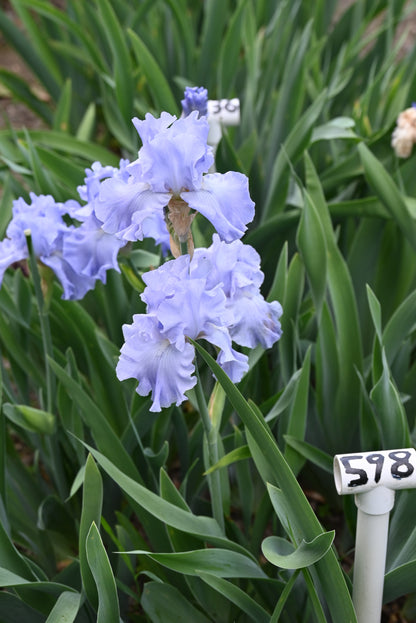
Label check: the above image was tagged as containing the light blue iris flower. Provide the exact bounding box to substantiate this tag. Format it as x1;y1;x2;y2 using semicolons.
0;190;125;300
96;111;255;247
117;237;282;411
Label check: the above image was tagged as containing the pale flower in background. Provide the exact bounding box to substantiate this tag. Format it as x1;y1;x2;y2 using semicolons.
391;106;416;158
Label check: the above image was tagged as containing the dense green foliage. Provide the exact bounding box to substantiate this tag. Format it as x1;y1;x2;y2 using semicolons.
1;0;416;621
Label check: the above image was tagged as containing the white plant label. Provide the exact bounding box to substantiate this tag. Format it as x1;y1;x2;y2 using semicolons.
334;448;416;495
207;98;240;125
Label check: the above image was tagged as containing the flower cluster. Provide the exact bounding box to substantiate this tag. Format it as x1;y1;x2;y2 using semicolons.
391;105;416;158
0;86;283;411
109;97;282;411
0;191;125;300
0;158;138;299
117;235;282;411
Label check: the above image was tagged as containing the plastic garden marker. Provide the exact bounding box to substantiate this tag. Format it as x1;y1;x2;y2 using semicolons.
207;98;240;170
334;448;416;623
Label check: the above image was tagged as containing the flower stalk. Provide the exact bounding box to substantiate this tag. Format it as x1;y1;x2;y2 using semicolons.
194;365;225;534
26;231;67;499
25;230;55;412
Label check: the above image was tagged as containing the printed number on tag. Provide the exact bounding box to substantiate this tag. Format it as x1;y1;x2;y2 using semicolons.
341;451;415;488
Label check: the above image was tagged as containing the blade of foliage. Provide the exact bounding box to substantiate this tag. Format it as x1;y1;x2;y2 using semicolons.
370;349;411;448
83;444;228;543
128;29;178;114
45;591;81;623
0;69;52;123
358;142;416;252
127;548;266;579
283;346;311;474
384;561;416;605
0;591;45;622
198;0;229;86
141;581;211;623
0;7;60;99
52;79;72;133
262;90;327;220
262;531;335;569
383;290;416;365
297;192;327;317
9;0;63;86
217;0;248;96
305;153;363;449
270;568;300;623
98;0;134;124
79;454;103;611
264;20;312;177
85;522;120;623
13;0;106;73
264;368;302;424
278;253;304;384
283;436;333;474
47;357;142;482
199;573;270;623
315;302;340;447
0;130;119;166
366;284;383;343
192;341;356;622
203;445;251;475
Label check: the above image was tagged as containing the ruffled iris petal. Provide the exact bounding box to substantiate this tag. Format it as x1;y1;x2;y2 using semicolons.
0;237;27;285
62;215;125;281
229;296;283;349
183;171;255;242
136;112;213;193
117;314;197;412
216;347;249;383
132;111;177;145
97;176;170;241
42;252;96;301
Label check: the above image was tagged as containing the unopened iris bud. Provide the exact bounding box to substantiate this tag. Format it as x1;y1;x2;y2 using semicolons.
181;86;208;118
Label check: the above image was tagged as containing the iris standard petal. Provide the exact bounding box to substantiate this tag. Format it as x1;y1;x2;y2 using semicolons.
132;111;177;145
137;113;213;193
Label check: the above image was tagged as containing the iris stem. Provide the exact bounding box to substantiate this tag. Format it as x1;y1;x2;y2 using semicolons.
194;365;225;533
26;233;55;412
180;240;188;256
26;234;66;499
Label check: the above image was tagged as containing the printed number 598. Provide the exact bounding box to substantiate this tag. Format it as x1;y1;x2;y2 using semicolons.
341;451;414;488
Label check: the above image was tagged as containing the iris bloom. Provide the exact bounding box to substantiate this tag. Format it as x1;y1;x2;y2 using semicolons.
0;191;125;300
117;237;282;411
96;111;255;255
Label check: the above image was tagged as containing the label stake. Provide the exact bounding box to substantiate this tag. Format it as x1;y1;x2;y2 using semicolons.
334;448;416;623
